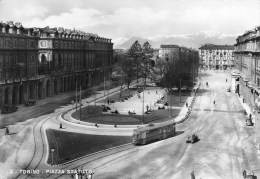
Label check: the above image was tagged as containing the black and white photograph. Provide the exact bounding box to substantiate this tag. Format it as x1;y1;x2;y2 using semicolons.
0;0;260;178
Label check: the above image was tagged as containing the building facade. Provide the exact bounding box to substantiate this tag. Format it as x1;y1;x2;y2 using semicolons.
199;44;235;70
159;44;180;61
0;21;113;108
159;44;199;82
232;26;260;150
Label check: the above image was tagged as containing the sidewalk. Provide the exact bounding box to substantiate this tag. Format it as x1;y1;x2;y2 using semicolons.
236;94;255;123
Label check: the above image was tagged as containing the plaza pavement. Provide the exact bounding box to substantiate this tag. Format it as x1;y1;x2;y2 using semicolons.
0;78;200;179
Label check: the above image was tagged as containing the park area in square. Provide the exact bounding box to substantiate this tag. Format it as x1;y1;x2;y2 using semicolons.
46;85;190;164
72;86;189;125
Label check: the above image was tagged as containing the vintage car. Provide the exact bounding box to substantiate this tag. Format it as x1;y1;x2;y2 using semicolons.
24;100;36;107
1;105;18;114
246;119;254;126
186;134;199;144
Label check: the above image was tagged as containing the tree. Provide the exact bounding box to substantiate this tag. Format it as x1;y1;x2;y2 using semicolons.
140;41;155;86
154;56;167;78
118;56;136;90
128;41;143;82
158;58;193;91
112;52;136;97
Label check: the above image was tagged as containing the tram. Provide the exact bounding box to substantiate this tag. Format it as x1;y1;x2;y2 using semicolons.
133;120;176;145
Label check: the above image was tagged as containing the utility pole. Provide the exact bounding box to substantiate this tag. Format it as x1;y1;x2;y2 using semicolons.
193;52;194;83
79;85;82;121
179;79;182;103
170;90;173;117
142;81;145;124
119;75;122;101
75;80;77;111
103;76;106;106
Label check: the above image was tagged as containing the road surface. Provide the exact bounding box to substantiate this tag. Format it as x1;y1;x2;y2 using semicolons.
73;70;260;179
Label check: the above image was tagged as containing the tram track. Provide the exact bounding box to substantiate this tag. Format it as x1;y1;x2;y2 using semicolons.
43;143;134;178
14;81;197;178
14;82;140;179
44;85;202;178
15;112;58;179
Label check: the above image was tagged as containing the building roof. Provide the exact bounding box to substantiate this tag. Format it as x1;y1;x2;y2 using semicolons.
199;44;234;50
160;44;180;48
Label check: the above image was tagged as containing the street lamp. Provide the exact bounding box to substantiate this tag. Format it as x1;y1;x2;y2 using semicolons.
179;79;182;103
51;148;55;166
75;80;78;112
104;76;106;106
79;85;82;121
170;89;173;117
142;81;145;124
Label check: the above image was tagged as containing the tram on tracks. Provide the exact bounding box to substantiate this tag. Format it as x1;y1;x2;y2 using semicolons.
133;120;176;145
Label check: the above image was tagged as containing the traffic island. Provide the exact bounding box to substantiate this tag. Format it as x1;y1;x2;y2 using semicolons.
71;105;181;125
46;129;132;165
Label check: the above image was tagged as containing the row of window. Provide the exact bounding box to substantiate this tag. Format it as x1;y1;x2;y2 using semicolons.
39;40;113;50
0;37;37;49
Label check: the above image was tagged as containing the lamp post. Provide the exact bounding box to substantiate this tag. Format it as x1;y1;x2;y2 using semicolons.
75;80;78;112
103;76;106;106
170;89;173;117
94;92;96;106
179;79;182;103
51;148;55;166
79;85;82;121
142;80;145;124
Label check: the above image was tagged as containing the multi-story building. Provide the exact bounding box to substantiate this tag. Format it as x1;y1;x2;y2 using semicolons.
0;21;113;108
233;26;260;150
199;44;235;70
159;44;199;82
159;44;180;61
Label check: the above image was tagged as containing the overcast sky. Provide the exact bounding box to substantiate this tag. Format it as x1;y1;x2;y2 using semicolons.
0;0;259;42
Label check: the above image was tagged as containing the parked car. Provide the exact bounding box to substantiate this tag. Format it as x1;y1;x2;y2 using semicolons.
246;119;254;126
24;100;36;107
1;105;18;114
186;134;199;144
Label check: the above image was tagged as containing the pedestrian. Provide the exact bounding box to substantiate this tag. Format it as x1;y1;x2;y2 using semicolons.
5;127;9;135
191;171;195;179
156;91;157;94
146;105;149;112
249;113;252;119
107;99;110;104
213;100;215;105
226;79;227;82
186;103;188;108
59;123;63;129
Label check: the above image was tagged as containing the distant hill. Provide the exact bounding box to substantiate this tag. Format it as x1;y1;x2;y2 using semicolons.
113;32;238;49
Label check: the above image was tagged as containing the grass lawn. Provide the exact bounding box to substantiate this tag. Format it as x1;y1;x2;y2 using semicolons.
71;86;189;125
46;129;132;165
72;105;181;125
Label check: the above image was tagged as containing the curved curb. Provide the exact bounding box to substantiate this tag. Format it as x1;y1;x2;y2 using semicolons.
61;82;201;129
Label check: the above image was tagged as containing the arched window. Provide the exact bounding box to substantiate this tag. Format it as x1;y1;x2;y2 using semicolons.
41;54;47;63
